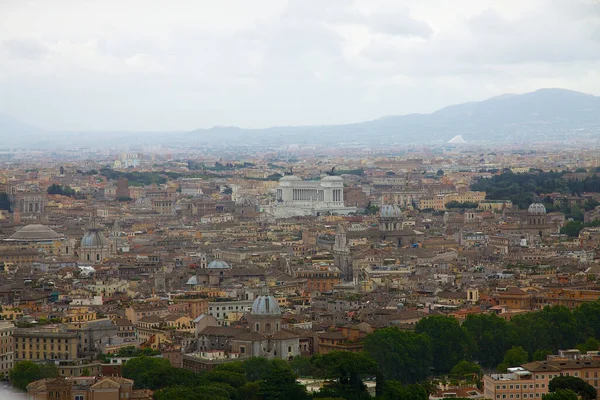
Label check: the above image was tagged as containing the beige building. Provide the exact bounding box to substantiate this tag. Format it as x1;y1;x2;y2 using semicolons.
483;350;600;400
0;321;14;379
27;376;137;400
13;326;78;363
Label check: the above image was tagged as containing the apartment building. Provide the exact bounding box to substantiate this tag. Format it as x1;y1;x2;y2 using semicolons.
0;321;14;379
484;350;600;400
207;300;253;326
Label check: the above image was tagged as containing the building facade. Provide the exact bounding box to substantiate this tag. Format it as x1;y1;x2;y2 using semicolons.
0;321;14;379
270;175;357;218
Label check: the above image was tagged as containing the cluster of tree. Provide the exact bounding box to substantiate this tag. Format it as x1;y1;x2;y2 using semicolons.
9;361;58;391
0;192;11;211
188;161;256;172
47;184;85;198
98;346;160;363
98;167;181;186
445;201;478;209
359;302;600;385
560;219;600;237
120;352;443;400
332;168;365;176
362;202;380;215
470;170;600;210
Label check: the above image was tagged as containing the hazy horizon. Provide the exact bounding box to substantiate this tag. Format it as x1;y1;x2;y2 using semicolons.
1;0;600;131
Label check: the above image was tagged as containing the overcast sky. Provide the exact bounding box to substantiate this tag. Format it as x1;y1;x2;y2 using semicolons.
1;0;599;131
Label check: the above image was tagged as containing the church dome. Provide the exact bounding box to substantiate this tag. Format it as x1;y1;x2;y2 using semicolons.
528;202;546;215
81;230;108;248
7;224;63;242
251;294;281;316
207;260;231;269
380;204;402;218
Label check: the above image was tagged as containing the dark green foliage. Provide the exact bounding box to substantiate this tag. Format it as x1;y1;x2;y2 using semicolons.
577;337;600;353
313;351;378;400
561;221;585;237
450;361;481;380
363;327;432;383
380;381;428;400
47;183;82;198
99;167;179;186
548;376;597;400
509;306;579;356
532;349;552;361
497;346;529;372
462;313;510;368
121;356;172;389
415;315;473;373
362;202;380;215
543;389;580;400
153;386;228;400
290;355;318;377
9;361;58;391
470;170;600;210
255;359;309;400
445;201;478;209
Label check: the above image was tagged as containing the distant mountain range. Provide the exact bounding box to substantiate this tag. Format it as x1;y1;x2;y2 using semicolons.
187;88;600;145
2;88;600;148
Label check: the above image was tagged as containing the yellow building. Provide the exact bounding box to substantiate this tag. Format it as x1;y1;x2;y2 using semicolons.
13;326;78;363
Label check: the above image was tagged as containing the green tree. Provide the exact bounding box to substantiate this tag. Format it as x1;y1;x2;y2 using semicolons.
381;381;428;400
290;355;317;377
81;367;90;376
462;313;510;368
532;349;552;361
243;356;273;381
548;376;597;400
256;359;309;400
497;346;529;372
121;356;172;389
561;221;585;237
9;361;58;391
313;351;378;400
415;315;473;372
450;361;481;380
364;327;432;383
543;389;580;400
577;337;600;353
154;386;228;400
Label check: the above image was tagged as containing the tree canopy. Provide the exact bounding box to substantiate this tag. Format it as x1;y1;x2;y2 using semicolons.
9;361;58;391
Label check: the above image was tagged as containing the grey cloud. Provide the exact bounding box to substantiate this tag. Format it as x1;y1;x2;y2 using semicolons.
2;37;48;60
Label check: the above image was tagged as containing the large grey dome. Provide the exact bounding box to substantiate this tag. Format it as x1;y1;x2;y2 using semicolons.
528;202;546;215
81;230;108;248
7;224;63;242
251;294;281;316
207;260;231;269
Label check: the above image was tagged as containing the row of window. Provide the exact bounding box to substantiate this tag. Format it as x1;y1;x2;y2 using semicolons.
16;343;68;351
498;394;541;399
15;337;71;343
496;384;545;390
20;352;69;360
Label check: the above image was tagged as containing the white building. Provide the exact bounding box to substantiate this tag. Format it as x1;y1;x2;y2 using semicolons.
268;175;357;218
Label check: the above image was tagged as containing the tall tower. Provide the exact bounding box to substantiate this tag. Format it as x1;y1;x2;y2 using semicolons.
333;225;352;282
